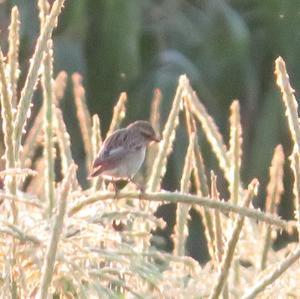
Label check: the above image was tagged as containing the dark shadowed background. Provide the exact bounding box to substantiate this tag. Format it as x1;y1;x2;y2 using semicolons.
1;0;300;263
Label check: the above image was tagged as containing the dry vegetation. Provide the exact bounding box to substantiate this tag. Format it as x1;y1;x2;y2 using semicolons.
0;1;299;298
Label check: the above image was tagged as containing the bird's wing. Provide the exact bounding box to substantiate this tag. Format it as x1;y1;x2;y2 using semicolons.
92;129;143;167
89;129;145;178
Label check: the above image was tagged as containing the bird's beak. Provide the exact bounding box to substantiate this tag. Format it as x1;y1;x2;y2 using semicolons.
152;135;161;142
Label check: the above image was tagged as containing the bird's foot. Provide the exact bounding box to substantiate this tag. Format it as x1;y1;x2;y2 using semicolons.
109;180;120;199
128;178;145;199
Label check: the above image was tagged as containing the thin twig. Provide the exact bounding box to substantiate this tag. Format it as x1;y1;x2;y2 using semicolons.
67;190;295;231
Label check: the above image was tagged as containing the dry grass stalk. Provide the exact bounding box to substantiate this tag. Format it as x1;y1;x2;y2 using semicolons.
0;47;17;214
55;106;75;178
2;7;300;294
91;114;103;190
147;88;162;180
149;88;162;135
211;171;229;299
228;100;242;205
209;179;259;299
72;73;93;172
53;71;68;103
37;164;77;299
0;222;41;245
275;56;300;151
183;98;215;261
0;192;42;209
39;0;55;215
41;40;56;215
53;72;73;178
291;151;300;239
8;6;20;109
0;168;37;178
173;133;195;256
242;245;300;299
14;0;66;158
184;81;230;178
106;92;127;137
1;39;18;295
211;171;223;265
147;75;185;193
260;145;284;270
20;71;67;169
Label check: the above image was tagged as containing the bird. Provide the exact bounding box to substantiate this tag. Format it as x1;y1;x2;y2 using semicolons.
89;120;160;191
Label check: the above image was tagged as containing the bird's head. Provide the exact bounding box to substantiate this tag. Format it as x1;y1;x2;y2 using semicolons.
127;120;161;143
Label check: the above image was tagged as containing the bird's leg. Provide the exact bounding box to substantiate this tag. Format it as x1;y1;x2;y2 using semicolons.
111;179;119;199
128;177;145;199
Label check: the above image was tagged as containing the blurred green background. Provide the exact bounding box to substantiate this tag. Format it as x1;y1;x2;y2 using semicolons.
1;0;300;262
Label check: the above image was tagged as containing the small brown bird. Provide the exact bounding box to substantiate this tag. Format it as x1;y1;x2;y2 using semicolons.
89;120;160;189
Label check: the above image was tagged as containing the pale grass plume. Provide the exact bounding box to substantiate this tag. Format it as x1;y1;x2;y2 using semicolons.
53;71;68;103
193;140;216;261
91;114;103;190
211;171;229;299
147;75;185;193
173;133;195;256
20;71;68;169
14;0;66;159
275;56;300;151
149;88;162;136
2;10;300;296
41;40;55;215
290;151;300;240
2;32;19;294
183;98;215;261
211;171;224;265
8;6;20;109
184;80;231;179
92;114;102;160
260;145;284;270
228;100;242;205
0;45;18;221
52;72;75;179
106;91;127;137
147;88;162;179
38;0;50;27
72;73;93;172
20;104;43;168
